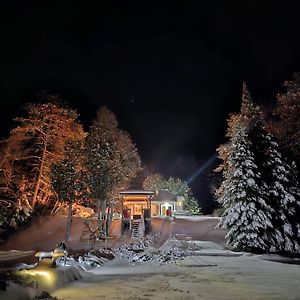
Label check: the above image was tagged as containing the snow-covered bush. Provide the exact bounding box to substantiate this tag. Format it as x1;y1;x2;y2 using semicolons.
116;235;202;264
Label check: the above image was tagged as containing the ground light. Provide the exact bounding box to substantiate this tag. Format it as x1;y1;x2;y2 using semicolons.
18;267;57;288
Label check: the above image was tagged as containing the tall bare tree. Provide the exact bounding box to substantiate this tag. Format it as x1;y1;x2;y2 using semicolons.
6;96;84;210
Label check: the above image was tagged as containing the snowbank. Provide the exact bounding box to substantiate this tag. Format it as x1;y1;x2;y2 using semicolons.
0;250;113;300
56;249;114;270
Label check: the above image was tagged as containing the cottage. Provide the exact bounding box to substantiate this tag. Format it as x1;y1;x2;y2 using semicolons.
119;189;184;218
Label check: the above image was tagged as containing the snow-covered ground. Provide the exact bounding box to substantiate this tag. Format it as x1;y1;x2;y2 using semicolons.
173;215;221;221
52;239;300;300
1;216;300;299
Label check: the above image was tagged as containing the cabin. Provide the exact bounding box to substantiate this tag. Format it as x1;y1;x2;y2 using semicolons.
119;189;185;218
119;190;154;218
118;189;185;237
152;190;185;216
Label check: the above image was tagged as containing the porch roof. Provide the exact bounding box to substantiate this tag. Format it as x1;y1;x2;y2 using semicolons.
119;189;154;196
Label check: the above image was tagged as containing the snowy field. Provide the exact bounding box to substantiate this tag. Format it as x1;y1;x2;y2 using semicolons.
1;216;300;300
53;240;300;300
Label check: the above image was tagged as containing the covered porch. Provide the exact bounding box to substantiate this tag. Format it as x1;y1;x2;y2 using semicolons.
119;190;155;219
119;189;183;217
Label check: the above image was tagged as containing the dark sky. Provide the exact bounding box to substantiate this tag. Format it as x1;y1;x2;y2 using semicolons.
0;1;300;208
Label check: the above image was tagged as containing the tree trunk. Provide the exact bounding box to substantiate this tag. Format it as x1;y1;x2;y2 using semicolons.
97;199;101;229
32;133;48;208
106;202;113;236
65;195;74;243
101;199;107;232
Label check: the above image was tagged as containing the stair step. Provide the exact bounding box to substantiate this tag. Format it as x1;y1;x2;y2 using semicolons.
131;220;145;239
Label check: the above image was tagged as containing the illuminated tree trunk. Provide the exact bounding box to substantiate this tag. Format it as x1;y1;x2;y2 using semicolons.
65;194;74;243
97;198;101;229
106;201;114;236
101;199;107;233
32;133;48;208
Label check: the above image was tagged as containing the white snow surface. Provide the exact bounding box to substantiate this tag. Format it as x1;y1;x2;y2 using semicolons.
53;239;300;300
1;216;300;299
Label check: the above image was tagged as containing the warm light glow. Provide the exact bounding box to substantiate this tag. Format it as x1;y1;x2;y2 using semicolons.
19;269;56;286
124;196;149;201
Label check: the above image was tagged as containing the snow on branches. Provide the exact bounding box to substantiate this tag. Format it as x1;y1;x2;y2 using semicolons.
216;83;300;254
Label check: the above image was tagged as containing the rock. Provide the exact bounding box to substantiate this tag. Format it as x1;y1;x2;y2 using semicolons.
9;218;17;229
35;290;57;299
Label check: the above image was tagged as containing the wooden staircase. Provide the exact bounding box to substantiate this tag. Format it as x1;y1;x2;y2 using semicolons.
131;219;145;240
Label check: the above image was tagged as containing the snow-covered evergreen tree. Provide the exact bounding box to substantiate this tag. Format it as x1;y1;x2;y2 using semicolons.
256;132;300;253
217;82;300;254
85;107;141;233
241;83;300;253
52;140;86;243
217;125;274;252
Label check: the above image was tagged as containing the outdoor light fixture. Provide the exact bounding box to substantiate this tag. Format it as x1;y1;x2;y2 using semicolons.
19;268;56;287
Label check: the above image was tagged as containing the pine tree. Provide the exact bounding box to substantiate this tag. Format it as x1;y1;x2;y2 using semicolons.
85;107;140;234
241;83;300;253
257;133;300;253
217;82;300;254
142;173;165;192
52;139;86;243
217;125;274;252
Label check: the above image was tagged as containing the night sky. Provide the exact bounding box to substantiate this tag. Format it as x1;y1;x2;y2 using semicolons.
0;1;299;210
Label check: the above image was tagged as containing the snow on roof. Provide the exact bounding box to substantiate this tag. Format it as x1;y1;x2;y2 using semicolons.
153;190;177;202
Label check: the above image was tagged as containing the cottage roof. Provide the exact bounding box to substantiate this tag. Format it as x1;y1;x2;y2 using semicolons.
119;189;154;196
152;190;177;202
